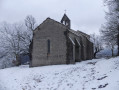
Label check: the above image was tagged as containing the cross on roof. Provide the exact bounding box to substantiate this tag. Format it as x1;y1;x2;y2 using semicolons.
64;10;67;14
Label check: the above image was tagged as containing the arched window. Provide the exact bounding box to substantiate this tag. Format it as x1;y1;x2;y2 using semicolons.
47;39;50;54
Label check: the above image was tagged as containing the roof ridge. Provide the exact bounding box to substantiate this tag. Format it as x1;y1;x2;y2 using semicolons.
34;17;90;39
34;17;67;31
47;17;67;28
77;30;90;37
34;18;49;31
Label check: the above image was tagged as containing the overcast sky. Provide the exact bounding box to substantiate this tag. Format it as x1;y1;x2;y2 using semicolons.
0;0;106;35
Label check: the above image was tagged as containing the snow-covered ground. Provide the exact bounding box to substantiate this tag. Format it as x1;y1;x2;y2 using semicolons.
0;57;119;90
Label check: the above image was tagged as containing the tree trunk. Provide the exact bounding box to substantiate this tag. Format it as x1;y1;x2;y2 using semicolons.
117;34;119;56
118;38;119;56
111;49;114;57
117;26;119;56
15;54;21;66
94;52;97;59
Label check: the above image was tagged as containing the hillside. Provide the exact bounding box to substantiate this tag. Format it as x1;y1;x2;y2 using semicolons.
0;57;119;90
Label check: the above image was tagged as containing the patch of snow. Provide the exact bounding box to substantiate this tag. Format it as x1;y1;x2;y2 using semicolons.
0;57;119;90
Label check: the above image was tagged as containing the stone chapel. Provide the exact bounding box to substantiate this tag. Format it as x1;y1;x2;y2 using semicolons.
30;14;94;67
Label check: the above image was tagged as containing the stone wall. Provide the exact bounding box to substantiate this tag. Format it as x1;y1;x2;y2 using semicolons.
68;32;82;62
31;18;67;66
68;31;93;62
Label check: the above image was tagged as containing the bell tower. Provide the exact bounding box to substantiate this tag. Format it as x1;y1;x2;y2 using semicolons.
61;14;71;29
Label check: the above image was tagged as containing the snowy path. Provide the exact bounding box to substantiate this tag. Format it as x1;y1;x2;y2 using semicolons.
0;57;119;90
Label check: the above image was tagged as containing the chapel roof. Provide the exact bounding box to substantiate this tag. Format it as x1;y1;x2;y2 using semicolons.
35;17;90;38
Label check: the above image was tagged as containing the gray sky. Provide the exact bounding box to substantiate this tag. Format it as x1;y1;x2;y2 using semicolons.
0;0;106;35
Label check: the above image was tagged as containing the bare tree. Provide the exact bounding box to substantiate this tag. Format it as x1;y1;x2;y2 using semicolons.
24;15;37;62
90;34;103;58
25;15;36;31
25;15;37;42
106;41;116;57
0;22;31;66
0;15;37;67
102;0;119;55
100;23;117;57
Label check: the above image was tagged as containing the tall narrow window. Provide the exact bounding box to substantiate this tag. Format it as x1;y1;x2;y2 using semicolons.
47;39;50;54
